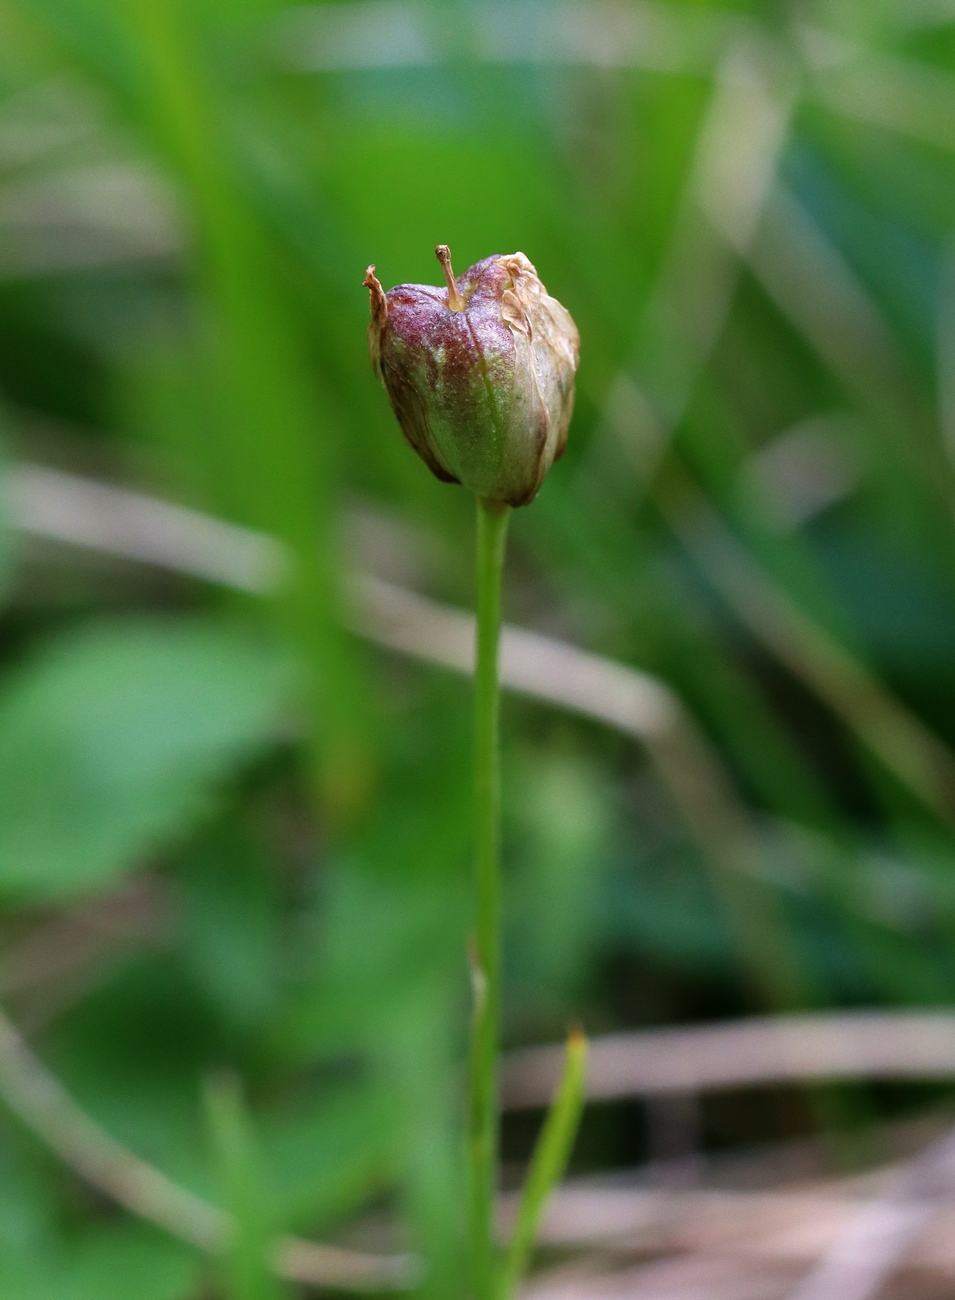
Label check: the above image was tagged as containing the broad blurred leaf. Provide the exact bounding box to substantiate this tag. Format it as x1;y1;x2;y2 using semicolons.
0;617;294;898
0;1223;201;1300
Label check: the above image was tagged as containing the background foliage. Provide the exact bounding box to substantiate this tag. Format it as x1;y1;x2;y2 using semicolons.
0;0;954;1294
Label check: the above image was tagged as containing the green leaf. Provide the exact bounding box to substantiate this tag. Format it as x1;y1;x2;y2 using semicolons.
0;1224;202;1300
0;617;293;899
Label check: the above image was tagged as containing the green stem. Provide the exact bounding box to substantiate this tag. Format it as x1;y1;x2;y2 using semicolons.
468;497;511;1300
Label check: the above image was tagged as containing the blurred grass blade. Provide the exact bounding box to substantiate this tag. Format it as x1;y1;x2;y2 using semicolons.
663;478;955;826
120;0;373;820
205;1074;289;1300
498;1028;587;1300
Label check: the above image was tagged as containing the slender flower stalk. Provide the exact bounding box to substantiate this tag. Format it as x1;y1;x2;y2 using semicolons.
364;245;581;1298
468;496;510;1297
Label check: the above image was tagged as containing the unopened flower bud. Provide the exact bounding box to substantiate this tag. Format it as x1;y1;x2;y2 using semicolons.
363;246;579;507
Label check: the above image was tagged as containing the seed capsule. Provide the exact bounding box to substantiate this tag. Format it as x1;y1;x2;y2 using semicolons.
364;246;579;507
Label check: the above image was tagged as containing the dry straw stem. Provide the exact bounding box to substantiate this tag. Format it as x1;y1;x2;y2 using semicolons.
12;460;805;1001
517;1160;955;1300
662;481;955;826
574;40;816;1009
501;1010;955;1108
583;16;955;834
596;92;955;834
503;1162;955;1278
352;569;782;990
780;1128;955;1300
6;461;755;872
0;459;905;1008
594;37;795;493
6;459;675;736
5;989;955;1295
666;40;795;374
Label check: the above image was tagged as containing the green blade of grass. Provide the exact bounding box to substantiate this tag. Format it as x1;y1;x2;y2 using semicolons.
205;1073;288;1300
497;1028;587;1300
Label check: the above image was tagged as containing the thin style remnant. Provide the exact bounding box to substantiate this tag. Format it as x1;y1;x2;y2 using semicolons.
364;245;579;506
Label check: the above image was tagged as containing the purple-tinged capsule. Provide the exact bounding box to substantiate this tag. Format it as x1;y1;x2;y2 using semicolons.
364;246;579;507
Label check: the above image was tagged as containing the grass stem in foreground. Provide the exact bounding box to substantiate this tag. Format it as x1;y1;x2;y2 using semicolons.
499;1029;588;1300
